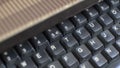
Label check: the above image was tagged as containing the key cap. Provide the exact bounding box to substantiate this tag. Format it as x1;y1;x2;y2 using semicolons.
47;61;63;68
44;27;62;42
16;42;35;57
114;39;120;52
110;23;120;38
61;34;79;51
61;52;79;68
107;59;120;68
87;37;104;53
79;61;94;68
71;13;87;28
47;41;66;59
99;30;115;45
58;20;75;35
98;14;113;30
102;45;119;62
17;58;37;68
109;8;120;23
0;59;6;68
83;7;99;20
90;53;108;68
74;45;91;62
1;49;20;64
74;27;91;44
29;33;49;50
105;0;120;6
32;50;52;68
86;20;102;36
95;1;109;14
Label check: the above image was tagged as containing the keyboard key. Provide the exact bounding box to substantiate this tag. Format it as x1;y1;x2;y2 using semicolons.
45;27;62;42
17;58;37;68
86;20;102;36
109;8;120;23
71;13;87;28
74;45;91;62
0;59;6;68
79;61;94;68
105;0;120;6
61;34;79;51
58;20;75;35
1;49;20;64
99;30;115;45
83;7;99;20
95;1;109;14
114;39;120;52
29;33;49;50
47;61;63;68
61;53;79;68
74;27;91;44
98;14;113;29
47;41;66;59
87;37;104;53
102;45;119;62
32;50;52;68
16;42;35;57
90;53;108;68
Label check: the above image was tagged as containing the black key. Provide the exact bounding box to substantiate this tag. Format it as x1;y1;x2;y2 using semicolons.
74;45;91;62
105;0;120;6
90;53;108;68
102;45;119;62
45;27;62;42
99;30;115;45
61;34;79;51
86;20;102;36
58;20;75;34
114;39;120;52
16;42;35;57
29;33;49;50
47;41;66;59
17;58;37;68
110;23;120;38
71;13;87;28
47;61;63;68
87;37;104;53
0;59;6;68
1;49;20;64
32;50;52;68
61;53;79;68
83;7;99;20
109;8;120;23
79;61;94;68
98;14;113;29
74;27;91;44
95;1;109;14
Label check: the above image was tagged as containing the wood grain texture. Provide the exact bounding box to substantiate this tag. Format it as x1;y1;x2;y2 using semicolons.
0;0;84;43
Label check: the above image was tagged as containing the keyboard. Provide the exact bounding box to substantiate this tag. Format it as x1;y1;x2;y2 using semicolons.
0;0;120;68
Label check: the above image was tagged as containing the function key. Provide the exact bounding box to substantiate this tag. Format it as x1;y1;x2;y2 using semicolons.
32;50;52;68
47;41;66;59
99;30;115;45
86;20;102;36
90;53;108;68
71;13;87;28
60;52;79;68
83;7;99;20
74;27;91;44
0;59;6;68
15;42;35;57
87;37;104;53
44;27;62;42
105;0;120;7
47;61;63;68
95;1;110;14
102;45;119;62
98;14;113;30
79;61;94;68
61;34;79;51
74;45;91;62
58;20;75;35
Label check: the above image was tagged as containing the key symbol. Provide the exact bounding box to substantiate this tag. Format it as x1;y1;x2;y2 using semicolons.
36;53;42;59
64;56;68;62
51;45;56;50
94;57;99;62
112;10;117;14
78;48;83;53
106;48;112;53
21;61;27;67
89;23;95;27
81;64;86;68
89;40;95;45
49;65;56;68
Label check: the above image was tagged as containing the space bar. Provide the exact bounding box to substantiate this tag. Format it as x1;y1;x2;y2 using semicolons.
107;58;120;68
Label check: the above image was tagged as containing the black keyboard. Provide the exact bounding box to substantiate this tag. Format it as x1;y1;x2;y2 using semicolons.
1;0;120;68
